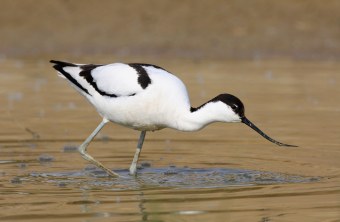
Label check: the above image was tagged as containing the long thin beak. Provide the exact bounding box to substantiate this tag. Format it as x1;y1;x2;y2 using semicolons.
241;117;297;147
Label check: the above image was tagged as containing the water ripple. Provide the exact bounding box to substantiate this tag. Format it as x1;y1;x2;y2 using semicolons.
27;167;319;190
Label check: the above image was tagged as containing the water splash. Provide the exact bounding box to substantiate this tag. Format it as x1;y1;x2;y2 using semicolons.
28;167;319;190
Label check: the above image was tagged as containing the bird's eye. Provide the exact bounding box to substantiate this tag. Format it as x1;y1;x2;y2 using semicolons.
231;104;238;110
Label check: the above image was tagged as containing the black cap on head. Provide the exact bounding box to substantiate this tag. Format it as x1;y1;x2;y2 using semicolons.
211;94;245;117
190;93;245;115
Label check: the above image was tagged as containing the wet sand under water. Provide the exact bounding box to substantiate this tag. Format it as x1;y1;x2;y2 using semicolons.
0;57;339;221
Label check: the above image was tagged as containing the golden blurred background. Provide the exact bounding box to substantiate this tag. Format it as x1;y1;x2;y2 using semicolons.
1;0;339;60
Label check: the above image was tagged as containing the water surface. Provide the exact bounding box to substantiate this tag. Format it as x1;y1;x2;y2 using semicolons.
0;58;339;221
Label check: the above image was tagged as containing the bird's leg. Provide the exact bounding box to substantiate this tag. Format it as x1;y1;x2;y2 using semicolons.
78;118;120;178
129;131;147;176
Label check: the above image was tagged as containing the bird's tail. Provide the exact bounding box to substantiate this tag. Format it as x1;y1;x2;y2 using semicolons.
50;60;90;96
50;60;78;78
50;60;77;68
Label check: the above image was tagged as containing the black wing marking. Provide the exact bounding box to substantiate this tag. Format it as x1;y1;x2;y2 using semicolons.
129;63;167;71
128;63;158;89
79;64;118;98
50;60;77;67
50;60;91;96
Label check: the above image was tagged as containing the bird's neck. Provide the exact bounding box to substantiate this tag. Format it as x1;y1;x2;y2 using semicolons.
173;102;224;132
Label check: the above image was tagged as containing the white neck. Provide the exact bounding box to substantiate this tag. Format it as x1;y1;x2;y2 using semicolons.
171;101;239;132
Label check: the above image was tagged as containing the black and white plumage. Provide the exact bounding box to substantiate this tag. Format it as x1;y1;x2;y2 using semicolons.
50;60;296;177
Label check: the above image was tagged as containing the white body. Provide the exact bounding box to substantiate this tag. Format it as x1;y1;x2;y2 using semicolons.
57;63;240;132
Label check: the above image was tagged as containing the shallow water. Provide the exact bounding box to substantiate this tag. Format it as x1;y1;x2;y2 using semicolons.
0;58;339;221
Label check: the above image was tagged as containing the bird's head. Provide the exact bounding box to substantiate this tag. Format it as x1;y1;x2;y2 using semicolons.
209;94;297;147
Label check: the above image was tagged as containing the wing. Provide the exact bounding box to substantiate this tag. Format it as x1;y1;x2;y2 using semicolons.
50;60;154;98
82;63;145;97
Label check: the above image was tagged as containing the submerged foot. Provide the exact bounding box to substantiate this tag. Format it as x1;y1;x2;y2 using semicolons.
129;164;137;176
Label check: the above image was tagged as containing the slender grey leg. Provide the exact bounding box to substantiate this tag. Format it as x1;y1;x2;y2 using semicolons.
129;131;146;176
78;118;120;178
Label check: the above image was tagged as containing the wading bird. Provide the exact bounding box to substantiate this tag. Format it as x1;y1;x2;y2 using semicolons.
51;60;296;177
